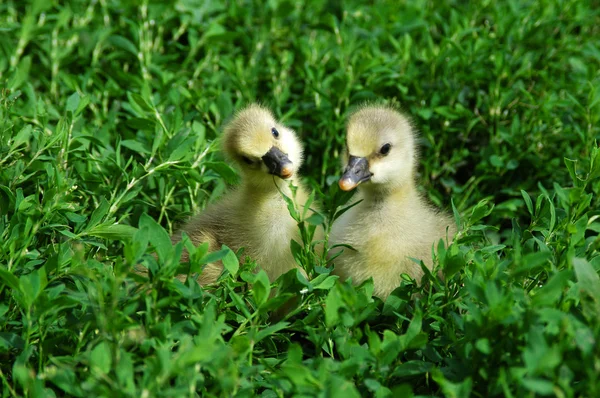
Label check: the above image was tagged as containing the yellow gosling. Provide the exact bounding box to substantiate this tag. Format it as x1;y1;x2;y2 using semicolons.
330;105;456;299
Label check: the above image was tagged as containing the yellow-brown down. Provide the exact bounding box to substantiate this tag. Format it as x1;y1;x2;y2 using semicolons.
330;105;456;299
172;104;313;284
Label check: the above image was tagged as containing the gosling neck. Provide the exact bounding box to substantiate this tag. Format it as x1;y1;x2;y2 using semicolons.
360;178;417;206
241;174;297;198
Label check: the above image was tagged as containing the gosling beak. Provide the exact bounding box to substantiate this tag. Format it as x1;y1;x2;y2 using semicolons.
262;146;294;179
339;156;372;191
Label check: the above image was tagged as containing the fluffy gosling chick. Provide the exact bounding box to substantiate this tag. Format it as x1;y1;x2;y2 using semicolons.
330;105;455;299
173;104;311;284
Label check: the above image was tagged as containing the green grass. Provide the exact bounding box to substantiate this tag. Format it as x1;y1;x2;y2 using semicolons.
1;0;600;396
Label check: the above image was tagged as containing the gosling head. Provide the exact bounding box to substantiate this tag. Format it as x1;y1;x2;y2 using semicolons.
339;106;417;193
223;104;303;186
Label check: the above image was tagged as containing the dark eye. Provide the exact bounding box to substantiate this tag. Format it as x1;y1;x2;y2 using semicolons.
380;143;391;155
242;156;254;165
271;127;279;138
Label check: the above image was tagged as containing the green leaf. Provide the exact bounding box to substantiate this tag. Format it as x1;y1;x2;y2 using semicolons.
391;360;433;378
329;379;361;398
564;157;578;183
489;155;504;167
548;195;557;232
574;257;600;298
301;190;315;220
250;269;270;306
138;214;171;262
442;247;464;279
19;267;47;308
90;342;112;375
115;350;134;393
513;251;552;276
325;286;343;328
305;212;325;226
127;92;154;114
480;244;506;253
333;197;363;222
202;23;227;40
280;188;299;222
87;198;110;230
46;367;82;396
74;94;90;116
108;35;138;56
469;200;494;224
88;224;137;241
475;338;491;354
126;117;156;131
192;120;206;145
228;286;252;318
521;378;555;396
451;198;460;230
521;190;533;215
0;333;25;351
11;125;32;150
290;239;304;267
8;55;31;89
222;247;239;276
313;275;338;290
66;212;87;223
588;145;600;180
0;268;21;291
59;229;79;239
286;343;303;364
399;310;423;350
200;247;230;264
532;270;572;306
66;92;80;113
254;321;289;343
168;136;195;162
120;139;151;155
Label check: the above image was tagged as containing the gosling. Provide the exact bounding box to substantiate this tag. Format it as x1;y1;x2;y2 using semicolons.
173;104;312;284
329;105;456;299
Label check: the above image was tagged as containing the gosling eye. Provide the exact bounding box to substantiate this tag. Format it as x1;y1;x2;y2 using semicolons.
379;143;392;155
271;127;279;138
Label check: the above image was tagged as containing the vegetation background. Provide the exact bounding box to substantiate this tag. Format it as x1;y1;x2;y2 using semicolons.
1;0;599;396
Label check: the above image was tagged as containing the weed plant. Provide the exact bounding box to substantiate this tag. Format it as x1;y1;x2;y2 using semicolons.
1;0;599;396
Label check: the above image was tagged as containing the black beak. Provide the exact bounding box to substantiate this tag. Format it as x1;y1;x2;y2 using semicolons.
339;156;372;191
262;147;294;179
